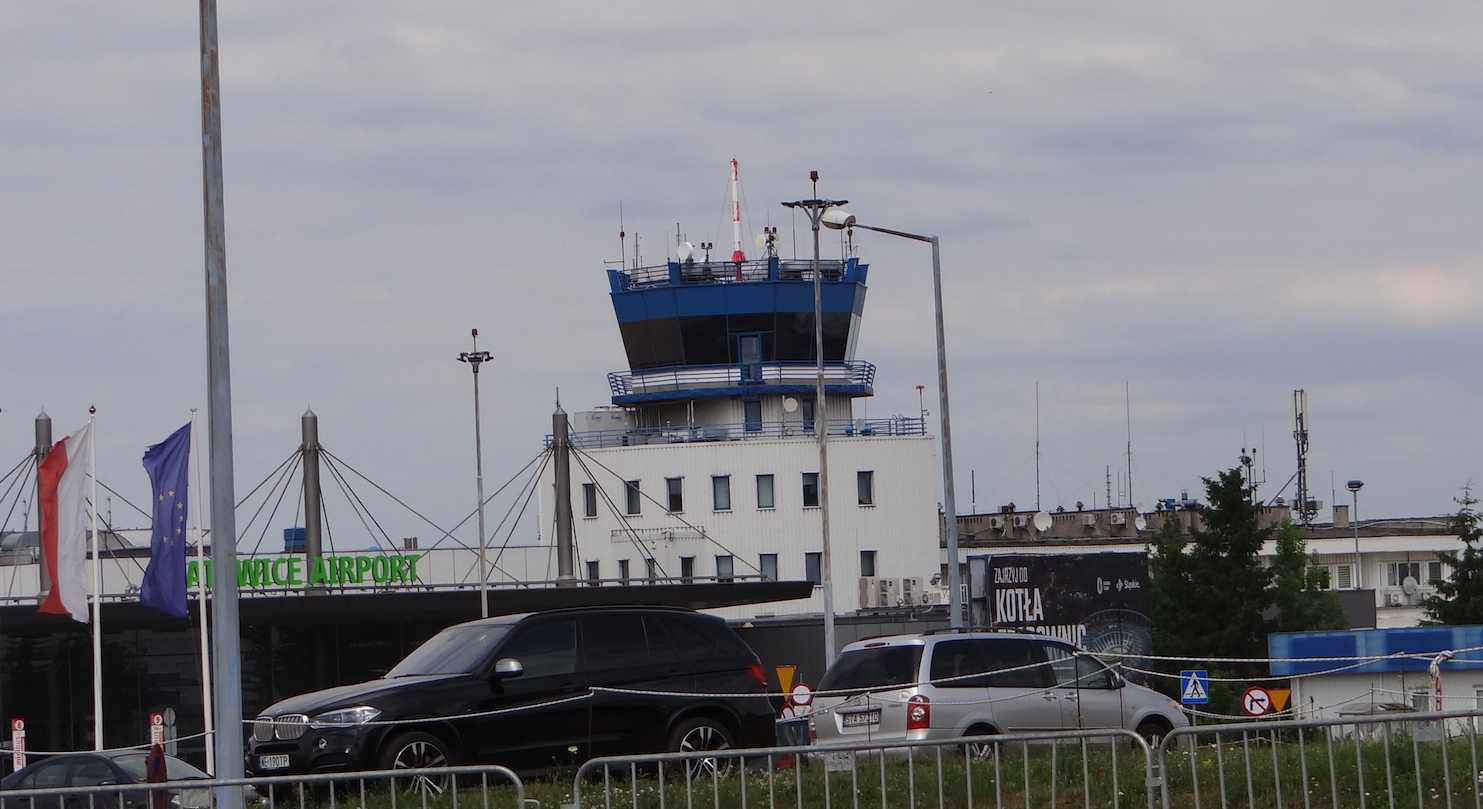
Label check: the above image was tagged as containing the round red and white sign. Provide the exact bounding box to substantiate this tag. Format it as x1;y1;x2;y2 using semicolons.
10;719;21;732
1242;686;1273;717
791;684;813;706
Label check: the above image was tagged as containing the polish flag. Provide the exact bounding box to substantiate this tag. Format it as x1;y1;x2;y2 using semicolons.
38;423;92;622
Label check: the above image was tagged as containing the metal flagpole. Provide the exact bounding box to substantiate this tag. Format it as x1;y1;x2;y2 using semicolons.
88;407;102;750
190;410;215;774
199;2;245;803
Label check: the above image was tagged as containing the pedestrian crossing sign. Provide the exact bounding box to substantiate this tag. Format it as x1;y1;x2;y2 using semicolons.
1180;670;1209;704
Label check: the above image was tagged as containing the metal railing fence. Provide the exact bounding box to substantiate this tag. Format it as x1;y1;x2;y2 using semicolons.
2;763;523;809
1157;709;1483;809
571;729;1157;809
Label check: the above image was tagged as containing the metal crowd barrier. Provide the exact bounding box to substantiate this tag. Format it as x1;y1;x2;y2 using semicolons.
1;763;523;809
1157;708;1483;809
21;710;1483;809
571;729;1158;809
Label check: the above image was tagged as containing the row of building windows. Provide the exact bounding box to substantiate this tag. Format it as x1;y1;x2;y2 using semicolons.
1319;560;1447;591
583;550;879;586
581;471;875;517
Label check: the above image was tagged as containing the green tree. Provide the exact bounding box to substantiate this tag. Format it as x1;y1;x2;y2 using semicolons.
1422;486;1483;625
1271;518;1349;632
1148;469;1273;674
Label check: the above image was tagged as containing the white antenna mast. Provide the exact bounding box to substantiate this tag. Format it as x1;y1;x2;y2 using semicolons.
730;158;746;279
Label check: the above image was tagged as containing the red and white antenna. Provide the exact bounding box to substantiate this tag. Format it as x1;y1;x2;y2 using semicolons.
730;159;746;272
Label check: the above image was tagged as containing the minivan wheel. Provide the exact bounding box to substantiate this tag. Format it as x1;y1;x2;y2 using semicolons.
379;732;452;796
1136;720;1171;749
668;718;736;779
962;725;999;760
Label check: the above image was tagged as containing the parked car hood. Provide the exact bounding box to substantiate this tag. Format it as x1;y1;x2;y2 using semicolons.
263;674;460;716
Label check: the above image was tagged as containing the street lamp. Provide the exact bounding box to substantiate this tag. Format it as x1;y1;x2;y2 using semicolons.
823;210;965;629
1347;480;1364;590
782;172;848;665
459;329;493;618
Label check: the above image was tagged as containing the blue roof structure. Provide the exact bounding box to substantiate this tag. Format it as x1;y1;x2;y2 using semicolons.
1269;625;1483;676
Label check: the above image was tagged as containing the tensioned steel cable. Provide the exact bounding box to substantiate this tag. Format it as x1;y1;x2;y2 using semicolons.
321;451;394;553
323;447;546;555
571;443;762;575
569;449;669;579
487;450;551;581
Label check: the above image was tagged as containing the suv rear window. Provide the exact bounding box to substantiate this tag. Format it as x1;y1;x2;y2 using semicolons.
819;645;924;691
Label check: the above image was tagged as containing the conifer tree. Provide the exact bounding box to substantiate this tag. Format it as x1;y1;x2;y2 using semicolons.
1271;518;1349;632
1422;486;1483;625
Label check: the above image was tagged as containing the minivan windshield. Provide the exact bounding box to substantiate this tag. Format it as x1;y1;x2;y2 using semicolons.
387;623;511;677
819;645;924;693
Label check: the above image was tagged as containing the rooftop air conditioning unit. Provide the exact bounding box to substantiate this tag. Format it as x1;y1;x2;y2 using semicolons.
858;576;879;609
988;516;1006;530
901;577;921;605
1082;514;1098;527
919;588;945;606
878;578;900;608
1012;515;1030;528
1109;512;1127;526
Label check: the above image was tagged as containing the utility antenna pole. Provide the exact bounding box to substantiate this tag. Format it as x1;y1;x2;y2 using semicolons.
1293;389;1317;525
1035;382;1041;512
1125;382;1133;509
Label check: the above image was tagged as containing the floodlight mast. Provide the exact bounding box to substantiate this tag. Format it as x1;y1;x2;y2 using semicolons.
459;330;494;617
782;174;848;665
823;215;965;629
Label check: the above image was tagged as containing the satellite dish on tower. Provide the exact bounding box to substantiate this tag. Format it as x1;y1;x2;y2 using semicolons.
755;234;769;249
1033;511;1052;532
782;397;799;413
1134;515;1148;533
678;241;695;261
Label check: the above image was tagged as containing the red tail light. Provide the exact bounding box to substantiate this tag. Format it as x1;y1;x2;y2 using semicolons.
747;662;766;686
906;695;931;730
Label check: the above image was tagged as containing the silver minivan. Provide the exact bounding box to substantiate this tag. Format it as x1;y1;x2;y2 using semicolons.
811;630;1186;749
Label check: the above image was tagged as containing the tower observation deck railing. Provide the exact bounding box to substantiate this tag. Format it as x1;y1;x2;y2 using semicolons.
610;257;850;290
609;360;875;400
545;415;926;450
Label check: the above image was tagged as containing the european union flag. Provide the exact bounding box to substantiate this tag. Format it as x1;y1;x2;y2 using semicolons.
141;423;191;618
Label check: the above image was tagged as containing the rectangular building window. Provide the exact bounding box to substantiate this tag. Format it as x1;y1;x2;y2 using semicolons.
1429;560;1444;584
712;475;731;511
805;552;822;585
760;553;778;582
860;550;877;577
586;560;600;586
857;471;874;505
716;555;734;583
666;477;684;513
680;556;695;585
744;400;762;432
646;557;657;584
618;559;630;586
583;482;598;518
625;480;641;515
1388;562;1421;587
757;474;775;509
802;399;816;433
1335;564;1353;590
802;472;820;508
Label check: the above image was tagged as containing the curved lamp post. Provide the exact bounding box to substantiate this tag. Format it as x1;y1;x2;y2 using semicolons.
823;210;964;629
782;177;849;664
1347;479;1364;590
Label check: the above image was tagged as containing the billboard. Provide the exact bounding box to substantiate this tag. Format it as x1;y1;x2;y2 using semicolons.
972;552;1152;660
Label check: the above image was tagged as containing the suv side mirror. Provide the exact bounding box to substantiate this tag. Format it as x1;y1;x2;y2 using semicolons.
493;658;523;678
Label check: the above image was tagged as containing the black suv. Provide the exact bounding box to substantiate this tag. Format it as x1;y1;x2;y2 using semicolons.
246;607;774;782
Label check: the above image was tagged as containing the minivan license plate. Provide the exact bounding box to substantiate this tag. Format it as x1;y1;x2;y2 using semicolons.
259;754;290;770
842;710;880;728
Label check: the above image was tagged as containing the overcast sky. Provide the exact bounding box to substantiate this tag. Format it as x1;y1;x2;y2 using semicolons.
3;2;1482;554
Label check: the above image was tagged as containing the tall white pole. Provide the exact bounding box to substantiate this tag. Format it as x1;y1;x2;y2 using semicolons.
88;408;102;750
190;410;215;774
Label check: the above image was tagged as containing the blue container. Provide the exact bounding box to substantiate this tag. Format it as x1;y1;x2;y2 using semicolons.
283;527;306;553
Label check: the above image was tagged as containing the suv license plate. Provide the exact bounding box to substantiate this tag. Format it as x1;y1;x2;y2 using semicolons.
259;754;290;770
842;710;880;728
